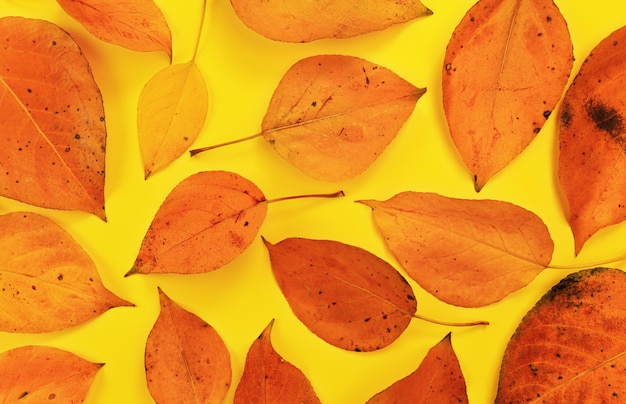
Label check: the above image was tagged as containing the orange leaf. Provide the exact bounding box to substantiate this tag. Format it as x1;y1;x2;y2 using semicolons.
0;17;106;219
230;0;432;42
263;237;417;352
359;192;554;307
367;333;468;403
234;320;321;404
0;345;101;402
56;0;172;56
558;26;626;255
138;61;208;179
129;170;267;275
0;212;131;333
261;54;425;181
442;0;573;191
496;267;626;403
145;289;231;403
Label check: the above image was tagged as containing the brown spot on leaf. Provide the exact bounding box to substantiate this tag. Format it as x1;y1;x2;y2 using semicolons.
585;99;625;140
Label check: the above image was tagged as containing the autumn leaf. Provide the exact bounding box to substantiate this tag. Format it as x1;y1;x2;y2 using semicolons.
56;0;172;57
358;192;554;307
496;267;626;403
229;0;432;42
558;26;626;255
0;345;102;402
367;333;468;403
191;54;425;182
145;289;231;404
138;61;208;178
0;17;107;219
0;212;131;333
264;237;417;352
442;0;573;191
234;320;321;404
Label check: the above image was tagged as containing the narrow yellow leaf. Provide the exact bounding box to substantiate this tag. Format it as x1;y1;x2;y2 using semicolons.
138;61;208;178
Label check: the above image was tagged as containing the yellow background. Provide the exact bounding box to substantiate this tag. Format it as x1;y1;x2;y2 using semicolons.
1;0;625;403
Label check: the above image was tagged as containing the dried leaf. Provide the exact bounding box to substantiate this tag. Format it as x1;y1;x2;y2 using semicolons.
230;0;432;42
138;61;208;178
261;54;425;181
234;320;321;404
496;267;626;403
442;0;573;191
359;192;554;307
263;237;417;352
0;17;107;219
128;170;267;275
0;345;101;402
558;26;626;255
367;333;468;404
0;212;131;333
145;289;231;404
56;0;172;56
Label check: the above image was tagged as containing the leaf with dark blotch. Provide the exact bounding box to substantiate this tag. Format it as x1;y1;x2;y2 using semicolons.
0;346;102;403
367;333;468;403
263;237;417;352
128;171;267;275
0;17;107;219
558;26;626;255
359;192;554;307
145;289;231;403
230;0;432;42
443;0;573;191
497;268;626;403
56;0;172;56
234;320;321;404
0;212;132;333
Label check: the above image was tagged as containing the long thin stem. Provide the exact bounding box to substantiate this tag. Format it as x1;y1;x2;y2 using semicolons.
189;132;263;156
547;252;626;270
192;0;208;61
413;313;489;327
265;190;345;204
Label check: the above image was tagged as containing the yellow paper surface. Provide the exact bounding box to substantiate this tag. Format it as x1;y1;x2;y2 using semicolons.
1;1;625;403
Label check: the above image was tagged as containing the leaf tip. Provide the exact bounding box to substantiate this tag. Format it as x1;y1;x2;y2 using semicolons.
473;175;484;192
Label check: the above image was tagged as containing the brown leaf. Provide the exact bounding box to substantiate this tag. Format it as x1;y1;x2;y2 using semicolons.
496;267;626;403
0;345;102;402
129;170;267;275
234;320;321;404
367;333;468;404
263;237;417;352
442;0;573;191
138;61;208;178
261;54;425;181
56;0;172;56
359;192;554;307
230;0;432;42
558;26;626;255
145;289;231;403
0;212;131;333
0;17;107;219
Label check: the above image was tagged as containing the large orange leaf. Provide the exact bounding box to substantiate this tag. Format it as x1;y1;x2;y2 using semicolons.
0;212;131;333
496;267;626;402
442;0;573;191
230;0;432;43
138;61;208;178
145;289;231;403
558;26;626;255
56;0;172;56
234;320;321;404
0;17;106;219
128;170;267;275
367;333;468;403
0;346;101;402
359;192;554;307
263;237;417;352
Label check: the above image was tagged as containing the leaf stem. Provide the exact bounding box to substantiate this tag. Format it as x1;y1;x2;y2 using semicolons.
192;0;208;61
547;252;626;270
413;313;489;327
189;132;263;156
265;190;345;204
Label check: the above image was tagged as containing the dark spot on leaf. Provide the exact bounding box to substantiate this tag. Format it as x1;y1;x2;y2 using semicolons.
407;294;415;300
74;134;81;140
585;99;625;140
311;101;317;107
547;15;552;22
364;317;371;322
543;110;551;119
65;147;70;152
529;363;539;376
51;40;57;46
48;393;56;399
57;274;64;281
243;221;249;226
561;102;572;127
533;128;541;134
18;391;28;399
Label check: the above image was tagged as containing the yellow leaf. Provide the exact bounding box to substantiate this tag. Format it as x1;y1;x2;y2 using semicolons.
138;61;208;178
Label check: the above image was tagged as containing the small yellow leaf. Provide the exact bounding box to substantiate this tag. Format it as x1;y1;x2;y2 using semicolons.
138;61;208;178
